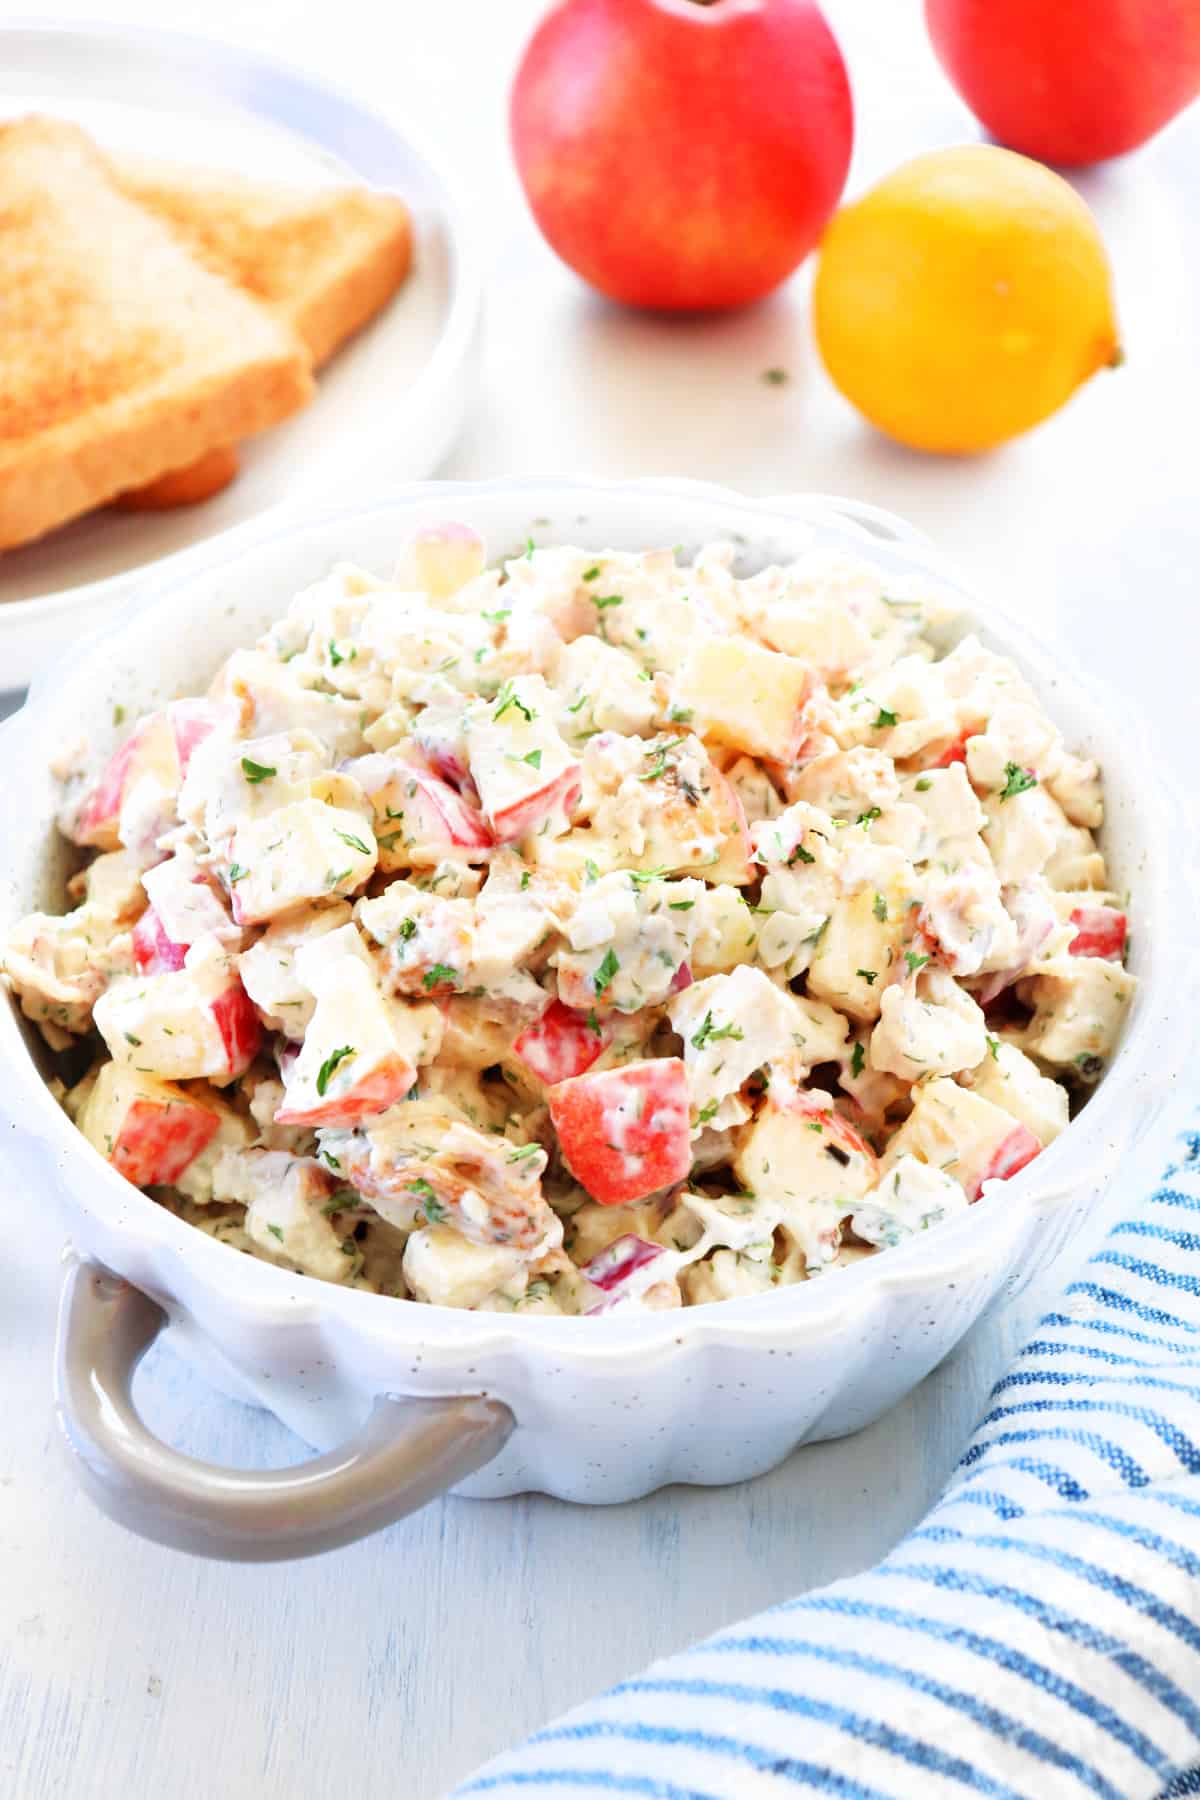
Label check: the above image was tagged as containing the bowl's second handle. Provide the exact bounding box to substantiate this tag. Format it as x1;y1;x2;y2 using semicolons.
54;1258;515;1561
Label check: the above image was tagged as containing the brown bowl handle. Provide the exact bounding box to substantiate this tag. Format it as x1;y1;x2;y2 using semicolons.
54;1257;514;1561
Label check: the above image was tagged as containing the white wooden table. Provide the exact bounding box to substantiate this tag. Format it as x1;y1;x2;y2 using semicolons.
2;4;1198;1796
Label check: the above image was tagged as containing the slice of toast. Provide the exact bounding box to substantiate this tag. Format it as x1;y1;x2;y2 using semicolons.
114;157;413;368
0;117;313;551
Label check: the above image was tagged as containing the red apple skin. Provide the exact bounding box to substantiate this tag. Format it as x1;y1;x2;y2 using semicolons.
925;0;1200;167
510;0;854;311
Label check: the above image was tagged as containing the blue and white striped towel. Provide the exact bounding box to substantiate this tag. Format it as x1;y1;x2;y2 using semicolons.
455;1111;1200;1800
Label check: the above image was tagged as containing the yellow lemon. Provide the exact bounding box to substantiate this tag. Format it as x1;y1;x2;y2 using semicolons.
813;145;1121;454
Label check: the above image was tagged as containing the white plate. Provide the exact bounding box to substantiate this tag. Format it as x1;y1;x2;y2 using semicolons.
0;21;483;687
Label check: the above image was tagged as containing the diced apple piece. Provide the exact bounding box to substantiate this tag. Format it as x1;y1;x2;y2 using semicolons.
166;697;223;778
465;675;581;843
73;712;179;851
227;799;377;924
352;752;492;870
1068;904;1126;962
172;1095;256;1204
141;853;239;951
78;1062;220;1187
93;940;261;1084
514;1000;613;1086
675;636;810;762
548;1058;691;1205
581;1234;677;1312
393;523;486;600
131;907;187;974
880;1076;1041;1201
275;929;442;1127
734;1089;878;1196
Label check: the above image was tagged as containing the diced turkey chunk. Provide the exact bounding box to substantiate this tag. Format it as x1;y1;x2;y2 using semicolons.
402;1225;527;1309
78;1062;220;1187
851;1156;969;1250
732;1090;878;1273
212;648;366;756
333;1108;560;1252
93;936;260;1084
680;1247;776;1305
1019;955;1135;1076
1043;821;1108;891
961;1041;1069;1147
227;799;377;925
275;925;442;1127
177;726;331;847
668;966;811;1131
238;904;352;1033
213;1148;350;1282
554;871;701;1014
870;969;988;1083
880;1077;1041;1201
982;782;1070;885
551;634;662;738
3;902;134;1042
570;731;752;885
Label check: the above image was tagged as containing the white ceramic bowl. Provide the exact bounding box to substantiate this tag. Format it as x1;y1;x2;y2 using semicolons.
2;480;1191;1560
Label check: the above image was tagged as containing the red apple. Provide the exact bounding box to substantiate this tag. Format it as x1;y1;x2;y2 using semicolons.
1068;904;1127;962
510;0;854;311
79;1063;220;1188
131;906;188;974
548;1058;692;1204
925;0;1200;167
974;1121;1042;1195
514;1000;614;1085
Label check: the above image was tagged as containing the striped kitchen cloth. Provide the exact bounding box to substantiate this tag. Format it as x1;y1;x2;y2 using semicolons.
454;1111;1200;1800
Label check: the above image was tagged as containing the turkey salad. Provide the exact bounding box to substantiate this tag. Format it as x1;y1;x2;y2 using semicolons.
3;525;1134;1316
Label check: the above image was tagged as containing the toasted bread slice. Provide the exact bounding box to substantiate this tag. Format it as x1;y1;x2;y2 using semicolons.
111;444;241;511
0;117;313;551
114;157;413;368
